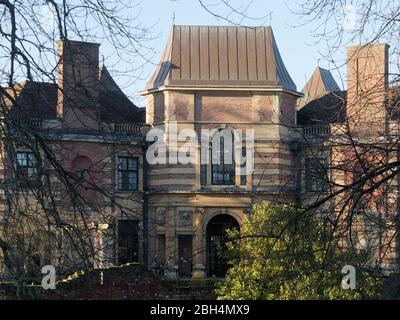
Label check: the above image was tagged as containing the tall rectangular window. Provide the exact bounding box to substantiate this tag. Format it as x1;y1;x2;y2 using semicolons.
117;156;138;191
212;134;235;185
305;157;328;192
118;219;139;265
16;151;38;181
200;141;209;187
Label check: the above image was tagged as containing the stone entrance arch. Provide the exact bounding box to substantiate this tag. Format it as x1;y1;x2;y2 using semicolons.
206;214;240;277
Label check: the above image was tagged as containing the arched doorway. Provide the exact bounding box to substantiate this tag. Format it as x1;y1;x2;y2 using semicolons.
206;214;239;277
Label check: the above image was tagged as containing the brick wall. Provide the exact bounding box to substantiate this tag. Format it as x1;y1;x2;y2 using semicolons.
279;93;296;126
195;93;252;122
346;44;388;135
57;40;100;130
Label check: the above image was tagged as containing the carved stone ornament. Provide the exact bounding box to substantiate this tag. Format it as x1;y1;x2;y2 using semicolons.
178;210;193;226
156;207;166;226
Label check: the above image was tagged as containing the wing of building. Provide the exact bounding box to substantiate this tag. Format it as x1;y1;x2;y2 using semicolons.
0;39;148;275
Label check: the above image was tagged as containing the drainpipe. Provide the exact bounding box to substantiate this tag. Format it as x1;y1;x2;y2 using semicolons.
142;141;150;268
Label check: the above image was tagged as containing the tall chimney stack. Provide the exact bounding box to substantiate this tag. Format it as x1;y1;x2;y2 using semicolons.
57;39;101;130
346;44;389;136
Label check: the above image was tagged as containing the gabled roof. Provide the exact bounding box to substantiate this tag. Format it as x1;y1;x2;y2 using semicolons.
145;25;297;92
299;67;341;107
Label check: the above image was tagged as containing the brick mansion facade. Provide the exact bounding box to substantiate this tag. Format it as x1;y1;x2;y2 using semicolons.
1;25;399;279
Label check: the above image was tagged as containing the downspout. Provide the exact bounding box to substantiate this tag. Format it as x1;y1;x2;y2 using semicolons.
142;141;149;268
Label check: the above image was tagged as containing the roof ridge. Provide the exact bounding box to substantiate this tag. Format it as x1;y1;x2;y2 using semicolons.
173;24;272;29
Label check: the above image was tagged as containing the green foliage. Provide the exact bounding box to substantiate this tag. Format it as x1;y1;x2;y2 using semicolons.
217;203;384;300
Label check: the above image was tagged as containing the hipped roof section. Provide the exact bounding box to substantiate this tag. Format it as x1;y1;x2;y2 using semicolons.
0;65;145;124
145;25;297;92
299;67;341;107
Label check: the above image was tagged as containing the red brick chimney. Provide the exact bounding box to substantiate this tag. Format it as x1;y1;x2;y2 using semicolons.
346;44;389;136
57;39;101;130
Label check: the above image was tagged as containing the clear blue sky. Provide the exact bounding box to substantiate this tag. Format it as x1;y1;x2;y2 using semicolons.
110;0;349;106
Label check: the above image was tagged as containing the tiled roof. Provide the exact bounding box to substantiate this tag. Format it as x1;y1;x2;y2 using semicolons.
298;85;400;125
1;66;145;124
297;91;347;125
299;67;341;108
98;90;145;123
146;25;297;92
1;81;58;119
98;66;145;123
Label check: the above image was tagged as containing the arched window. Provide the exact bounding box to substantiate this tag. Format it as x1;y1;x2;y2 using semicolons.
211;129;235;185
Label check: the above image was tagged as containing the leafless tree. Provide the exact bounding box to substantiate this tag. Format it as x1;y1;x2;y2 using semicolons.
0;0;155;298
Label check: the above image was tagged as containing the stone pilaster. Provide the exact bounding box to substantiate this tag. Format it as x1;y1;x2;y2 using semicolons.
192;208;206;278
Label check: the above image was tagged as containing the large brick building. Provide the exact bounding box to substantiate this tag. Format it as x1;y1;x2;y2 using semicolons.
1;25;399;279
